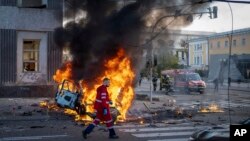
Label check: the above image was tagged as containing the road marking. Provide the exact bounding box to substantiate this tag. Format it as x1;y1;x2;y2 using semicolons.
148;138;188;141
0;135;68;141
119;126;206;133
132;131;194;138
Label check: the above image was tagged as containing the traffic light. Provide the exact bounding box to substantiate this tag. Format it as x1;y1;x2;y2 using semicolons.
207;6;218;19
213;6;218;18
207;7;212;19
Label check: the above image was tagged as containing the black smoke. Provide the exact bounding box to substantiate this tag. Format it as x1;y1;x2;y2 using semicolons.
54;0;209;86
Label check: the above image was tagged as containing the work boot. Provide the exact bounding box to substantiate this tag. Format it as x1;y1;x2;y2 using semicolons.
82;124;95;139
109;135;119;139
109;128;119;139
82;131;87;139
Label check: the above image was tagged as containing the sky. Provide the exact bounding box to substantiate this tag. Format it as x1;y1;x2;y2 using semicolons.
183;1;250;33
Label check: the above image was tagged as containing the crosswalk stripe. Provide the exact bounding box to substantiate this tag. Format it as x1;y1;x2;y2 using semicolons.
132;131;194;138
119;126;206;132
148;138;188;141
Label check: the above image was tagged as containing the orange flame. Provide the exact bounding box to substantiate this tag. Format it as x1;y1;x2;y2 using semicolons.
199;103;224;113
53;48;135;121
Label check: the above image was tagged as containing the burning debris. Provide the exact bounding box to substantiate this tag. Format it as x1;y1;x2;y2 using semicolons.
52;0;211;121
198;103;224;113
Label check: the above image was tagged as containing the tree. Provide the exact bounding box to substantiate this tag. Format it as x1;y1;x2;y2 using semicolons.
156;53;179;75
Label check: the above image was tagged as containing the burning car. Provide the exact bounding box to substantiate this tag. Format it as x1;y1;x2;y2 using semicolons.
55;79;121;121
174;72;206;94
55;80;86;115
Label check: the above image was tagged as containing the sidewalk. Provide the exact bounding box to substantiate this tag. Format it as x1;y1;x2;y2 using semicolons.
0;98;53;121
206;82;250;92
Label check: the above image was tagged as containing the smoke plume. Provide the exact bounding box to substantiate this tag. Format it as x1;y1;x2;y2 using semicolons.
54;0;209;85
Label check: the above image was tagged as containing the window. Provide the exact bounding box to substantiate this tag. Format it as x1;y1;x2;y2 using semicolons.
23;40;40;72
181;51;184;58
242;38;246;46
217;41;220;48
200;44;202;50
233;39;236;47
17;0;47;8
225;40;228;47
210;43;213;49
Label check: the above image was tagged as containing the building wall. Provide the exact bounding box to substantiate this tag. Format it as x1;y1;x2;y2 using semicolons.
209;32;250;55
47;32;62;82
16;31;48;84
0;0;16;6
207;29;250;81
188;39;208;69
0;6;61;31
0;29;17;85
0;0;63;86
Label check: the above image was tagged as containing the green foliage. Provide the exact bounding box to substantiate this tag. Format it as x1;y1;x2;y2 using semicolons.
156;53;179;75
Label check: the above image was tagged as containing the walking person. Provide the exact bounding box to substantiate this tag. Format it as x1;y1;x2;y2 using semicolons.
152;75;158;91
82;78;119;139
213;78;219;92
139;72;143;86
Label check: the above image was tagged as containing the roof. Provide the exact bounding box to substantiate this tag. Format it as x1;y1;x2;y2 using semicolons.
188;27;250;42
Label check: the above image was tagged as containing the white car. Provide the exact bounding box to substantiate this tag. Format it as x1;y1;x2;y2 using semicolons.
55;80;86;115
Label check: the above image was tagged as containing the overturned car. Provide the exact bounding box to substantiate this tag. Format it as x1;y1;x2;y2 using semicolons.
55;80;86;115
55;80;120;121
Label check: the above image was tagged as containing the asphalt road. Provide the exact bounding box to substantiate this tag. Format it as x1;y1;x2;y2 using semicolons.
0;86;249;141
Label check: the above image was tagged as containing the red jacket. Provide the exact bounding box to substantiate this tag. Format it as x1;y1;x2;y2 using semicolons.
94;85;110;111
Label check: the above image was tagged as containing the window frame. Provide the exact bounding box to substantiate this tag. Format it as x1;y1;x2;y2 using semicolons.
225;40;228;48
22;39;40;72
17;0;48;8
217;41;220;48
242;38;246;46
233;39;237;47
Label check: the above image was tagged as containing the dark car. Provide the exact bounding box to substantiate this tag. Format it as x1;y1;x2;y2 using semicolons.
189;118;250;141
174;73;206;94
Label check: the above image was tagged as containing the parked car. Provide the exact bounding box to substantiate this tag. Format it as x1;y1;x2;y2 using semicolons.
174;72;206;94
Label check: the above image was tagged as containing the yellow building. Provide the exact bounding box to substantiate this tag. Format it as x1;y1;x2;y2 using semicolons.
188;38;209;69
209;28;250;55
188;28;250;80
209;28;250;80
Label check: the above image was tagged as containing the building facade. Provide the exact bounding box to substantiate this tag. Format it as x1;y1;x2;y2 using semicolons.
0;0;63;97
140;28;213;68
188;28;250;81
188;37;209;69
